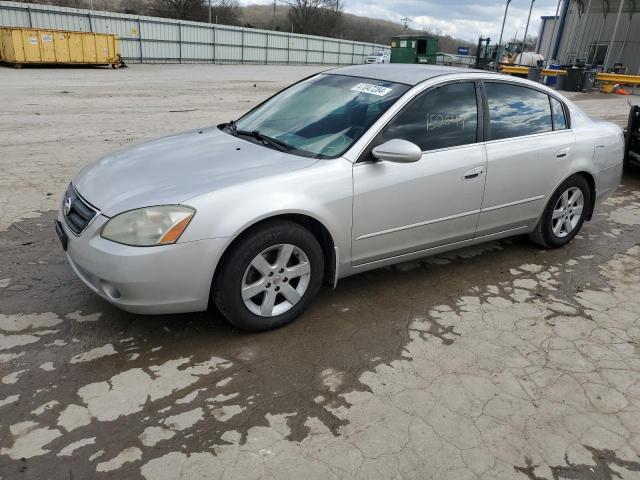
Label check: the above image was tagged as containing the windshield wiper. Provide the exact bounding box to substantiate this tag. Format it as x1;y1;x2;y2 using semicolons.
237;129;293;153
223;121;293;153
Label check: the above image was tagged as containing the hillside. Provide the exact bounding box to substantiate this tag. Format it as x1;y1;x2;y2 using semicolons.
240;4;476;54
21;0;476;54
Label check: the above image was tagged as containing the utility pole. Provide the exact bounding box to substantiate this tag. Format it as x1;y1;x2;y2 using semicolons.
272;0;276;30
400;17;412;31
208;0;212;24
496;0;512;70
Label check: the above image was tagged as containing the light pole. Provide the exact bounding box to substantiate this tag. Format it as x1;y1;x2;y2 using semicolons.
496;0;512;70
519;0;536;64
545;0;562;62
272;0;292;30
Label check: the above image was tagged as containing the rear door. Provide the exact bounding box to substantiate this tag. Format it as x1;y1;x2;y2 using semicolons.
477;81;575;236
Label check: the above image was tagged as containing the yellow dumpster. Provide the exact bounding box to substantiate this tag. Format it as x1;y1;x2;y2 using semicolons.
0;27;121;68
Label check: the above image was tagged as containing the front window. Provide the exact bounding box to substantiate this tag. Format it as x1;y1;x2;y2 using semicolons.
379;82;479;152
232;74;409;158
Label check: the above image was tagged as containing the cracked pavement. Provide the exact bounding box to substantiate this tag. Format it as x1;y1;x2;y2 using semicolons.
1;65;640;479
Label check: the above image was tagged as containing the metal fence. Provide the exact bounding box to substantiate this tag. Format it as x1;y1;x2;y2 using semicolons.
0;1;388;65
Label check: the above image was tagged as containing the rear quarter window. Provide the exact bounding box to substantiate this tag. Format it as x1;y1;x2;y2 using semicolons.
550;96;568;130
485;82;553;141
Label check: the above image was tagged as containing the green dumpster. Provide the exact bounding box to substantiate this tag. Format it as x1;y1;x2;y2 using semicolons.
390;35;438;64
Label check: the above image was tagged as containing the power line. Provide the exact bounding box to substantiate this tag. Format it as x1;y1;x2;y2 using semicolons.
400;17;412;30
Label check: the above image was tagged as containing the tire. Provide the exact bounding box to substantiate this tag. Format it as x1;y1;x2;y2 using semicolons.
529;174;591;248
212;220;324;332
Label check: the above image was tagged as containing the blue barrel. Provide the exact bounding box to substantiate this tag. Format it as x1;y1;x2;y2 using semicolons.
546;63;561;86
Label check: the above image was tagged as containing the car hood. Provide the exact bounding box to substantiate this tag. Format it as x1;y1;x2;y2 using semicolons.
73;127;319;216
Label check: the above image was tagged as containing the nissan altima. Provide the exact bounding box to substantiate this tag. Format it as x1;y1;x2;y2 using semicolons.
56;64;624;331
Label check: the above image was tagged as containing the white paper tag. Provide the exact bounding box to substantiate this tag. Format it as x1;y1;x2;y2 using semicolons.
351;83;392;97
41;34;53;43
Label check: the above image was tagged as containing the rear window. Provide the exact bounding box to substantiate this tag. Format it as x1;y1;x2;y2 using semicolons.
485;82;553;141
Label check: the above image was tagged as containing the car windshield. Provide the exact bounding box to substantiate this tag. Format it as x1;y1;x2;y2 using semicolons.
231;74;409;158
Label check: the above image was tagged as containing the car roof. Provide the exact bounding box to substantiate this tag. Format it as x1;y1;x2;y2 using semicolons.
326;64;486;86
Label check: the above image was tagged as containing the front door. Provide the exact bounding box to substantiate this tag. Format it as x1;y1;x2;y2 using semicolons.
352;81;487;265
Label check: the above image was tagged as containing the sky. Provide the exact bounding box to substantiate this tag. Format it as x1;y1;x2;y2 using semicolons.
240;0;563;43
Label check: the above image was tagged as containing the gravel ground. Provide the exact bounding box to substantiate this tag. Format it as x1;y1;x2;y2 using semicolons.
1;64;640;480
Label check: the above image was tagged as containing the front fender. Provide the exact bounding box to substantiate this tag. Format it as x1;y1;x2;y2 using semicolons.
180;158;354;261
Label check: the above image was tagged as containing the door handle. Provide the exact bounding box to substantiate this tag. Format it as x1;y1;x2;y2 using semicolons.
463;166;484;180
555;147;570;159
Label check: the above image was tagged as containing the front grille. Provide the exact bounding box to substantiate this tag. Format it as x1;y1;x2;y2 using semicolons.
62;184;98;235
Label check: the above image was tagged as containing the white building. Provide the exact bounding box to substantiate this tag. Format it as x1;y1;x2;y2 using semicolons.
537;0;640;73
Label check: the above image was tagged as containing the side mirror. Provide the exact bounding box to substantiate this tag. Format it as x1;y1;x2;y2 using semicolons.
371;139;422;163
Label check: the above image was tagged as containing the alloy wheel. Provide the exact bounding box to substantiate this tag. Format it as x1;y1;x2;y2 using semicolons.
241;243;311;317
551;187;584;238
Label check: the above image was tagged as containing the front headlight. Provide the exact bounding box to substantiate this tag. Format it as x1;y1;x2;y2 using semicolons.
101;205;195;246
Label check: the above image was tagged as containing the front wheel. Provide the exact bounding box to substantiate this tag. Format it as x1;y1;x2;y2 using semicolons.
212;221;324;332
529;175;591;248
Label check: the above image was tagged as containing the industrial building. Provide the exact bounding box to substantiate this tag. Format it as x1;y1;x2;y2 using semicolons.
537;0;640;73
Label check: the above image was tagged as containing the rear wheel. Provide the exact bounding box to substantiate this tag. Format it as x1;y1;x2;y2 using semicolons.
212;221;324;332
529;175;591;248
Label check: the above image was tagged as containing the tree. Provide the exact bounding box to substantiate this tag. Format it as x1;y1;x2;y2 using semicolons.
283;0;342;36
150;0;240;24
150;0;206;20
210;0;240;25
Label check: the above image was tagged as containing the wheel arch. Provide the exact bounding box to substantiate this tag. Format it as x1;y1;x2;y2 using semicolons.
532;170;597;233
208;213;337;309
575;170;597;220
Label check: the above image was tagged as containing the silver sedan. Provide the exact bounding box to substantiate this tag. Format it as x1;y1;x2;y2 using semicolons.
56;65;624;331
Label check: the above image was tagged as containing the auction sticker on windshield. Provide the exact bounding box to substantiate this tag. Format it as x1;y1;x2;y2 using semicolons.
351;83;392;96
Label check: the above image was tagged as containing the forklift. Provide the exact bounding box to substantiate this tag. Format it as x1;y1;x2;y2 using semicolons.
626;103;640;168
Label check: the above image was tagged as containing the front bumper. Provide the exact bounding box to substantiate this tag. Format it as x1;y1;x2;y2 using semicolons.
57;211;228;314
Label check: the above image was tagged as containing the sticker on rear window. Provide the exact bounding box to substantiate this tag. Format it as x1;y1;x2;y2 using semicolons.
351;83;392;96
